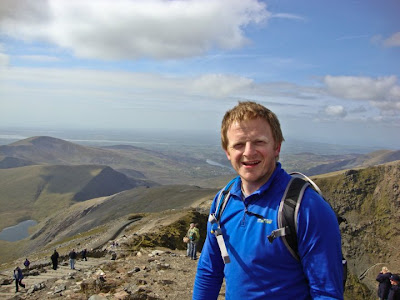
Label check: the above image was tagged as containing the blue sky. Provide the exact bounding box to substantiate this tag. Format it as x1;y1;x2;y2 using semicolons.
0;0;399;148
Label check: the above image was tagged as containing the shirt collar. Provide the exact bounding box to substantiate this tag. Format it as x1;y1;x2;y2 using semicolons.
230;162;282;198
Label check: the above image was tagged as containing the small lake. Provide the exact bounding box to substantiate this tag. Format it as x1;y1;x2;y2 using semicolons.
0;220;37;242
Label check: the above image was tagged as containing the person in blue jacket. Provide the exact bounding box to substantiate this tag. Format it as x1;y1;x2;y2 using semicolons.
192;101;343;299
13;266;25;292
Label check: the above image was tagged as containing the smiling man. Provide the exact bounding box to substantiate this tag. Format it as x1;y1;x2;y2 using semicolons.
193;101;343;299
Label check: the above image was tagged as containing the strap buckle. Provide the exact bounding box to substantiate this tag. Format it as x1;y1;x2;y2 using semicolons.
267;226;290;243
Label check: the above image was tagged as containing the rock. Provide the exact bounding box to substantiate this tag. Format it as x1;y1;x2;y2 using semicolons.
151;250;165;256
88;295;108;300
53;284;66;294
0;278;13;285
114;290;130;299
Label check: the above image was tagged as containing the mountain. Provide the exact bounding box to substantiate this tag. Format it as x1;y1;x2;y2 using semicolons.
305;150;400;175
0;164;156;234
312;160;400;298
0;132;399;299
0;136;233;185
0;181;217;264
29;184;218;248
1;161;398;299
0;156;37;169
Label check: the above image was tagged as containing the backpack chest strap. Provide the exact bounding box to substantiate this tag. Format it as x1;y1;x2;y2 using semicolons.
267;226;291;243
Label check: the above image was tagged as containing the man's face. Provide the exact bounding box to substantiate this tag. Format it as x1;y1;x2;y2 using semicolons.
224;118;281;191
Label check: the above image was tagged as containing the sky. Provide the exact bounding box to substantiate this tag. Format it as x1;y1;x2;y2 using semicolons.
0;0;399;149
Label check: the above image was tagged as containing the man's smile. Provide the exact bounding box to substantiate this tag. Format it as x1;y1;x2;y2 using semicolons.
242;160;261;166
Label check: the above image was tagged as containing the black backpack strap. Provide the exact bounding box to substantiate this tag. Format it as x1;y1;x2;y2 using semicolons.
267;177;309;261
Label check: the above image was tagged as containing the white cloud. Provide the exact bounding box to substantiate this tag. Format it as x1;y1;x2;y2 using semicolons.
371;32;400;48
0;0;269;60
322;75;400;112
191;74;254;97
270;13;306;21
383;32;400;48
0;52;9;66
324;105;347;118
0;66;255;102
0;0;49;21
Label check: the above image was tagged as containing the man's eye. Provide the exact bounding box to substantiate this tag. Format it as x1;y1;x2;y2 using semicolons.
233;143;244;149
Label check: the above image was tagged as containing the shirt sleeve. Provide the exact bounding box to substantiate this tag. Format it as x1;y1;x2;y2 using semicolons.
297;188;344;300
192;198;225;300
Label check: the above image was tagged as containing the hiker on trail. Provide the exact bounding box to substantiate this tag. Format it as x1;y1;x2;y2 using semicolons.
185;223;195;257
69;249;77;269
377;266;392;300
23;258;30;269
192;101;343;299
13;266;25;292
188;223;200;260
51;249;59;270
81;248;88;261
389;274;400;300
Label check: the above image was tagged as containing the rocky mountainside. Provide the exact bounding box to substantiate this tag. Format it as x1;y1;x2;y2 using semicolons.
0;209;211;300
313;160;400;298
0;180;218;265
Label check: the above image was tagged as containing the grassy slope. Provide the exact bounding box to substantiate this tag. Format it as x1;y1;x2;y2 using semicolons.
0;164;113;229
0;183;219;265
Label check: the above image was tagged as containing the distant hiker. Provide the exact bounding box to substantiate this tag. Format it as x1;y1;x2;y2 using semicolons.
377;266;392;300
188;223;200;260
81;248;88;261
69;249;77;269
23;258;30;269
389;274;400;300
51;249;59;270
193;101;343;299
185;223;195;257
13;266;25;292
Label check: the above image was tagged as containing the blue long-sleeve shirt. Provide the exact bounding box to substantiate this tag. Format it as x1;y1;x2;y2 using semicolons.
193;163;343;299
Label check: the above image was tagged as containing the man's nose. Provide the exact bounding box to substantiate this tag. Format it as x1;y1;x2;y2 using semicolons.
243;142;256;156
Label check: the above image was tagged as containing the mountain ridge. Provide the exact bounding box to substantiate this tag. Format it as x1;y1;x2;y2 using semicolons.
0;136;233;185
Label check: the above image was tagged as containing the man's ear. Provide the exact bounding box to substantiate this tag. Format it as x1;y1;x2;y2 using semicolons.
275;143;281;156
224;149;231;161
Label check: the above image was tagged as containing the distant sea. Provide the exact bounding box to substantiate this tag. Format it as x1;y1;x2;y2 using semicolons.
0;127;384;155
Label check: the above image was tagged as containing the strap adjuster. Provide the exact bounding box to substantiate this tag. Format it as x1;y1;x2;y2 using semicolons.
267;226;290;243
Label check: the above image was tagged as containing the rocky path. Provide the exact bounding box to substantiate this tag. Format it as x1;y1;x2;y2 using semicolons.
0;257;109;299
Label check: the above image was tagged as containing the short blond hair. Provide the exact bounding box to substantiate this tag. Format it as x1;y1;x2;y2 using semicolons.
221;101;284;151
